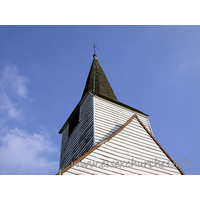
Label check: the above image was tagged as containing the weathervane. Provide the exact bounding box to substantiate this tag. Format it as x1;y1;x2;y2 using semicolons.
90;42;99;54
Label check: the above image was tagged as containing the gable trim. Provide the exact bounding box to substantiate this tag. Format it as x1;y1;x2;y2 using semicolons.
56;114;184;175
135;115;185;175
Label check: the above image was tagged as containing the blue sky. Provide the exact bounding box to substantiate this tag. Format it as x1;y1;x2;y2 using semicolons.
0;25;200;175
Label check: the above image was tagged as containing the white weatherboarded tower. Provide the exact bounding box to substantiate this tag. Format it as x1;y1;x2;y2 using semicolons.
57;54;184;175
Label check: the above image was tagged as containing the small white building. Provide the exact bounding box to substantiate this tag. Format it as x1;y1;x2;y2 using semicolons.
57;54;184;175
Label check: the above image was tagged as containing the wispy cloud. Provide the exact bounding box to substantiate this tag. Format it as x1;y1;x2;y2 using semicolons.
0;93;22;120
0;127;58;175
0;65;29;121
0;65;29;99
0;65;59;175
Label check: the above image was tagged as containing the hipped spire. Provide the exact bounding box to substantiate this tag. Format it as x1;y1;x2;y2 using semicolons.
82;54;117;101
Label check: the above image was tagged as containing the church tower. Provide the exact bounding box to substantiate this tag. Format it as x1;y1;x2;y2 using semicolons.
57;54;184;175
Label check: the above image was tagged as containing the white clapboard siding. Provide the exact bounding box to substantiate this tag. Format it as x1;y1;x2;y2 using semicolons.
63;116;181;175
59;93;94;170
93;95;152;144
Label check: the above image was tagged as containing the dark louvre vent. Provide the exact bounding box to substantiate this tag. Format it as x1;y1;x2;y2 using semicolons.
68;108;80;136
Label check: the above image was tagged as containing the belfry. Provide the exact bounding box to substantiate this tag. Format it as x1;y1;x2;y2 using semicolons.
57;54;184;175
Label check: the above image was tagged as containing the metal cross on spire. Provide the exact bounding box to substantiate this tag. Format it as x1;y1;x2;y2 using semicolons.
90;42;99;54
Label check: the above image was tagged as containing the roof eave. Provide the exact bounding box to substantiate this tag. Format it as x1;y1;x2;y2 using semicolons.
91;92;149;117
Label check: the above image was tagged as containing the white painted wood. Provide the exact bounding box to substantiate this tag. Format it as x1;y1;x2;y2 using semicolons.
63;112;181;175
67;168;94;175
93;95;152;145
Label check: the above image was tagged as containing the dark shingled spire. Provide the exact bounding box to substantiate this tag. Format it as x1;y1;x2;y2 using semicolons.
82;54;118;101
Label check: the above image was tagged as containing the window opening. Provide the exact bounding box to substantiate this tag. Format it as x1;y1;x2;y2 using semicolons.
68;108;80;136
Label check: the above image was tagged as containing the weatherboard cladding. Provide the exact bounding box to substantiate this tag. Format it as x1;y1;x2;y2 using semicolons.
59;93;94;170
59;92;150;171
93;95;152;145
61;115;183;175
93;92;148;116
58;93;183;175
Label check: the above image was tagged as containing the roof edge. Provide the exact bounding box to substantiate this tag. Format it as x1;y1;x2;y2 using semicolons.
135;115;185;175
92;92;149;116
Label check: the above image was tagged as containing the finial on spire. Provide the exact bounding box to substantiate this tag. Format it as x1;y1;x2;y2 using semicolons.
93;54;97;59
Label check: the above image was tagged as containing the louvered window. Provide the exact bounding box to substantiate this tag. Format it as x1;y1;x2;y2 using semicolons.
68;108;80;136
